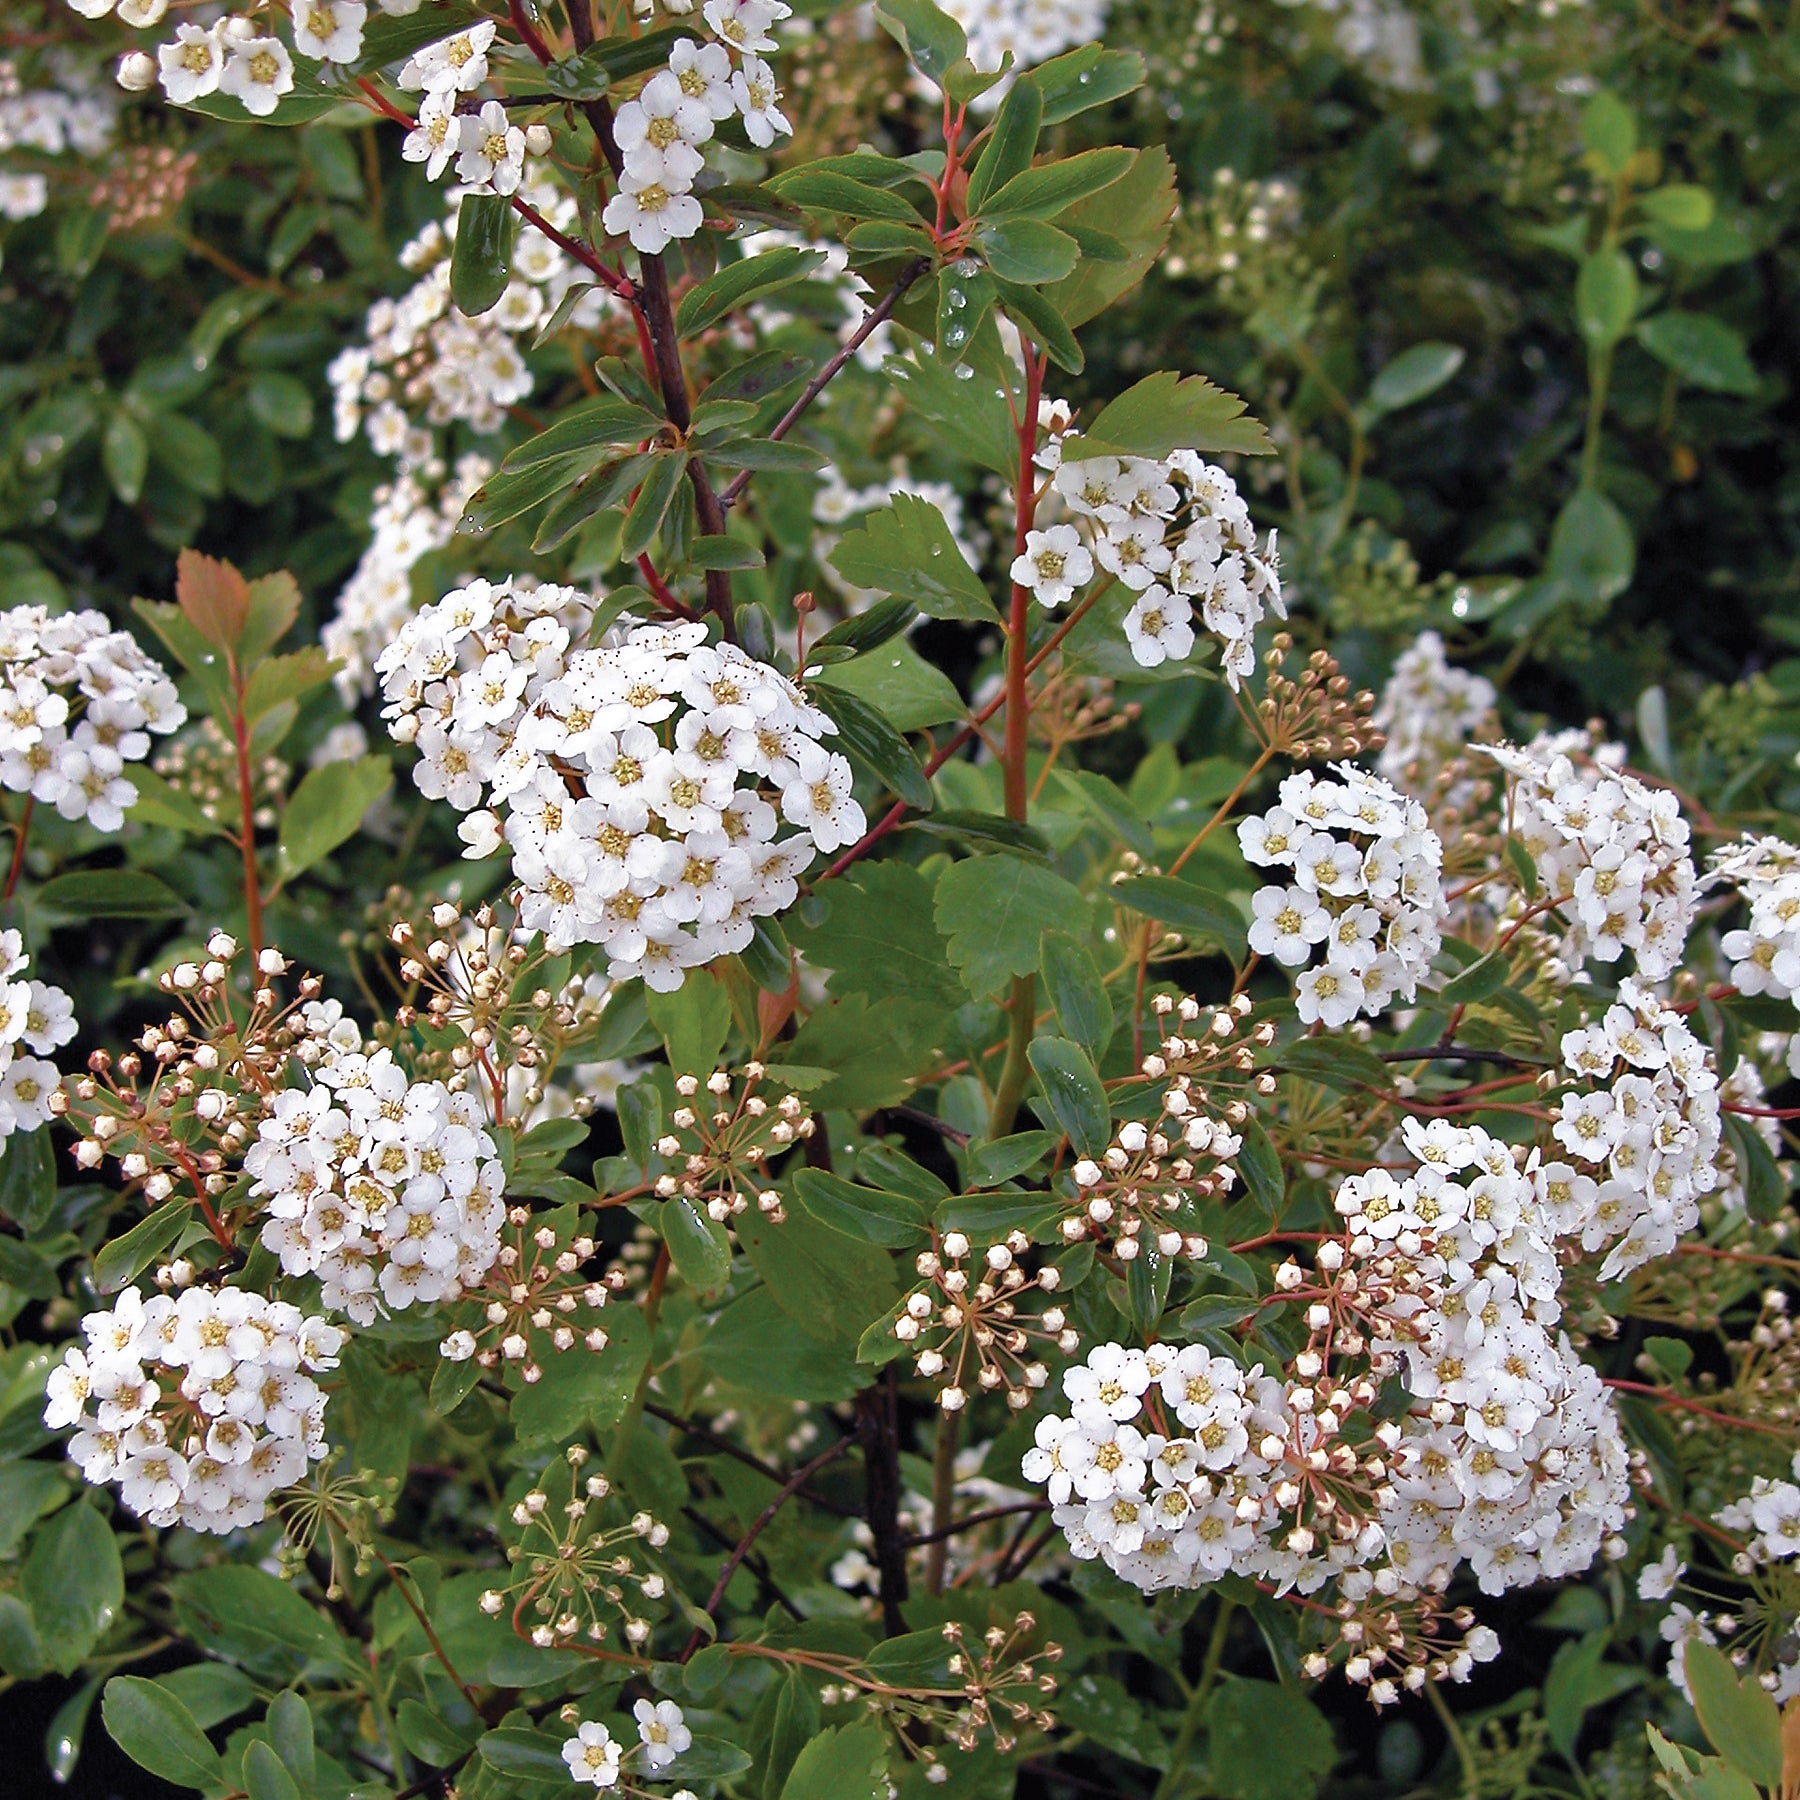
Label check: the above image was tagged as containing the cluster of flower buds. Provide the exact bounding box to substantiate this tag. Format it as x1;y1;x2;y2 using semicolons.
1254;638;1383;762
438;1210;618;1374
651;1065;812;1224
1063;993;1266;1260
895;1231;1075;1413
63;934;313;1215
484;1446;673;1650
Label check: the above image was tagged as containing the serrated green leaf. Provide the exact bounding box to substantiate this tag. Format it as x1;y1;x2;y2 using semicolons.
935;854;1087;998
826;492;998;620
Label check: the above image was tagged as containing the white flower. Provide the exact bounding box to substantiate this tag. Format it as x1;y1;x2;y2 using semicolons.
563;1722;623;1789
603;172;704;254
1122;586;1194;667
1011;525;1094;608
702;0;787;53
293;0;368;63
158;24;226;104
399;20;498;95
1247;883;1331;967
219;36;296;118
665;38;737;121
1638;1544;1685;1600
731;56;791;146
456;102;527;196
402;91;463;180
634;1699;692;1772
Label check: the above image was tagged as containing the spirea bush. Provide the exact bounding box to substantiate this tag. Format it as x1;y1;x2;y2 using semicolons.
2;1;1800;1798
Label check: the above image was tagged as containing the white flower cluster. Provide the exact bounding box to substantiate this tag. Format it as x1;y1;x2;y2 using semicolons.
1238;765;1445;1026
1018;449;1283;682
43;1286;343;1534
601;10;794;255
324;459;491;703
1373;629;1495;792
1025;1119;1633;1685
378;582;862;987
1369;1121;1632;1601
0;603;185;831
934;0;1110;107
0;927;75;1138
1641;1453;1800;1703
562;1700;694;1789
248;1032;506;1327
331;188;614;454
1711;835;1800;1078
0;50;115;221
1542;980;1724;1281
1488;739;1696;981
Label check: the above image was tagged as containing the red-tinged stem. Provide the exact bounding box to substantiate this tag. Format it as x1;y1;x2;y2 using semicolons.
636;554;697;618
371;1544;481;1709
231;666;265;967
3;798;32;903
812;557;1114;884
719;258;930;510
1724;1102;1800;1119
1602;1379;1796;1437
508;0;556;64
679;1432;858;1659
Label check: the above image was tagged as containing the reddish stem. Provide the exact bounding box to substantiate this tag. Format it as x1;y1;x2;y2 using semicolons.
1603;1378;1796;1437
508;0;557;64
3;798;32;903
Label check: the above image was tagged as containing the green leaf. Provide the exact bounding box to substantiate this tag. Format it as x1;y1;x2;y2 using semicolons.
500;396;660;470
279;755;392;878
540;26;686;99
1205;1679;1336;1800
243;1740;301;1800
735;1204;898;1343
808;681;933;811
966;76;1043;213
793;1167;931;1247
994;276;1085;372
873;0;968;85
965;1131;1056;1184
773;170;922;223
102;1677;222;1791
780;1721;890;1800
245;372;313;440
36;869;185;919
0;1127;58;1234
1080;370;1273;459
1437;948;1508;1004
1635;312;1759;395
619;452;688;562
172;1564;360;1674
676;247;829;337
1236;1117;1285;1220
982;148;1137;220
811;598;919;659
1723;1115;1786;1223
910;809;1050;858
826;492;998;621
126;764;229;838
509;1306;650;1444
24;1500;122;1674
1544;1631;1646;1758
1039;931;1114;1061
102;412;148;505
451;194;517;319
646;970;733;1075
688;533;766;571
935;853;1088;997
974;218;1079;285
937;263;997;357
94;1204;191;1294
1580;90;1637;173
1684;1641;1783;1786
661;1196;733;1291
477;1725;570;1782
1365;342;1465;416
811;638;966;732
1027;1036;1110;1158
147;413;223;498
887;347;1018;481
1638;184;1715;229
154;1666;257;1731
1113;874;1247;960
1576;249;1639;348
1546;488;1635;606
240;647;338;729
1032;45;1146;123
266;1689;316;1790
794;862;962;1007
659;1736;755;1782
